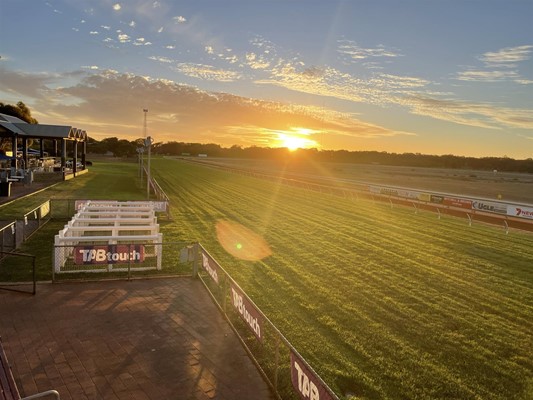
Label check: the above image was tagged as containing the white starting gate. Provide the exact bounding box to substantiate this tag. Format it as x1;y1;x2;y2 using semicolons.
54;200;163;273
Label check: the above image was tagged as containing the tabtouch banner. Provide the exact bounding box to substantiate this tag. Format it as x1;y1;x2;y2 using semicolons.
74;245;144;265
201;251;220;285
230;283;263;342
507;205;533;219
290;350;336;400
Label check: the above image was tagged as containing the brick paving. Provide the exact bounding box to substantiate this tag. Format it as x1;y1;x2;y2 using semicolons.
0;278;275;400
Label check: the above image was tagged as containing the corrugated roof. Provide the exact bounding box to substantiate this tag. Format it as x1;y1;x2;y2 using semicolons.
0;113;87;140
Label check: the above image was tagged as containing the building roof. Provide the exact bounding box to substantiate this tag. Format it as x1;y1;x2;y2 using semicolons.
0;113;87;141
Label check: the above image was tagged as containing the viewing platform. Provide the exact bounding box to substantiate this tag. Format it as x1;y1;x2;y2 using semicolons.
0;278;274;400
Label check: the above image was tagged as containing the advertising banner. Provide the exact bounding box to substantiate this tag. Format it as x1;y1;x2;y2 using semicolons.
75;200;88;211
40;201;51;218
472;200;507;214
380;187;398;197
443;197;472;209
230;283;263;342
430;195;444;204
290;350;336;400
151;201;168;212
396;190;420;200
201;251;220;285
417;193;431;202
74;244;144;265
507;205;533;219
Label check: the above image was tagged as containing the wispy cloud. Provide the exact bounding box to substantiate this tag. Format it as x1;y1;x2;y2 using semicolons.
456;69;519;82
149;56;174;63
174;63;242;82
480;45;533;66
337;40;402;62
456;44;533;83
399;95;533;130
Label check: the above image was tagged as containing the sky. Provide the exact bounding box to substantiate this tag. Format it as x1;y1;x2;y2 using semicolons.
0;0;532;158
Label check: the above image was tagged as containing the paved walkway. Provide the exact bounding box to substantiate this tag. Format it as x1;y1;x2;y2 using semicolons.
0;278;275;400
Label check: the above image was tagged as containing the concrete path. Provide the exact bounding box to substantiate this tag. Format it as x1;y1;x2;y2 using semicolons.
0;278;275;400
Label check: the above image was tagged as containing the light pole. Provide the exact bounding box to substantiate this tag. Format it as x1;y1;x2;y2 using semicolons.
142;108;148;190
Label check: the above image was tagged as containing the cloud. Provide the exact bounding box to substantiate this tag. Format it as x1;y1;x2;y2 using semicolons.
173;15;187;23
0;66;64;99
480;45;533;66
337;40;402;62
174;63;242;82
134;38;151;46
456;69;519;82
455;45;533;83
245;53;271;70
0;68;415;145
118;34;130;43
149;56;174;63
399;94;533;130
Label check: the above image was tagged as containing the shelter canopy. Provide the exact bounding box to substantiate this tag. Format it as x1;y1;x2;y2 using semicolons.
0;113;87;141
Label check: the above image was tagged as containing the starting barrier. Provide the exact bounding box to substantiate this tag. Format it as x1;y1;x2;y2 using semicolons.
54;200;163;273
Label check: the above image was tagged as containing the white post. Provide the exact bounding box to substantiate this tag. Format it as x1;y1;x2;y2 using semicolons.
146;136;152;199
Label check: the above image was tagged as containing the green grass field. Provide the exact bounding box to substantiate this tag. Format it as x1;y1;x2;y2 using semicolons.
151;158;533;400
2;158;532;399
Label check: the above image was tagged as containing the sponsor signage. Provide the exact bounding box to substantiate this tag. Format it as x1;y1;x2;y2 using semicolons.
230;283;263;342
290;350;336;400
152;201;168;212
430;195;444;204
417;193;431;202
380;187;398;197
75;200;90;211
472;200;507;214
507;205;533;219
443;197;472;209
397;190;420;200
201;251;220;285
40;201;51;218
74;245;144;265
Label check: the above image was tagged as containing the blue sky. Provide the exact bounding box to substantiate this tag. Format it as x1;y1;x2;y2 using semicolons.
1;0;532;158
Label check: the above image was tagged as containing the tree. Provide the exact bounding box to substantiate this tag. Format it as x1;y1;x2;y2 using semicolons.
0;101;38;124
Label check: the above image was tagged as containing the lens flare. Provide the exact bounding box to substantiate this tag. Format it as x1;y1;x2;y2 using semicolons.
216;220;272;261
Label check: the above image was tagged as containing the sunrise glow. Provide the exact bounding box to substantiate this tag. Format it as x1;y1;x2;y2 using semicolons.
277;128;320;151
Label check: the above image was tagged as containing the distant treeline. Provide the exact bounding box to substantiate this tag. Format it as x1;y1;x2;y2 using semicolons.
148;141;533;173
3;102;529;173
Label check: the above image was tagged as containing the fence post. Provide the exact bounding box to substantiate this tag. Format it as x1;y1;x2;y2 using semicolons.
52;245;56;283
192;242;199;278
273;333;280;394
32;255;36;295
128;243;132;280
222;274;228;313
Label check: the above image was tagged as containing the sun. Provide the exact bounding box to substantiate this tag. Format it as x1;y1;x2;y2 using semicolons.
281;135;310;151
277;128;320;151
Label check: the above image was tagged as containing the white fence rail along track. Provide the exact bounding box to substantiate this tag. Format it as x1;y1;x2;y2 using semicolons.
184;158;533;233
